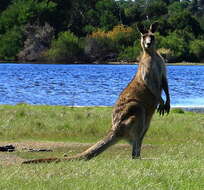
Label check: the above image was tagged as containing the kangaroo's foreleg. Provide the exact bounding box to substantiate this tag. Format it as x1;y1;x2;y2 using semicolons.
157;76;170;115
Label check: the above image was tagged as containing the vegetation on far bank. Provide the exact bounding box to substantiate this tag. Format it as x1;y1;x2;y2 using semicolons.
0;105;203;189
0;0;204;64
167;62;204;65
1;61;204;66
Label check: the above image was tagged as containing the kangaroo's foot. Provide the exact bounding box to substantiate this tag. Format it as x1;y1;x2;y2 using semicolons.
132;155;141;159
132;140;142;159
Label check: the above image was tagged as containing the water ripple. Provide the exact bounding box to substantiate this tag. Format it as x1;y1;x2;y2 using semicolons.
0;64;203;107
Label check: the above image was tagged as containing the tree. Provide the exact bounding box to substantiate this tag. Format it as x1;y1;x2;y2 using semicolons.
159;32;187;62
95;0;120;31
168;1;189;14
190;39;204;61
0;0;12;12
189;0;199;14
123;3;142;25
145;0;168;19
0;0;56;33
0;27;23;60
168;10;202;37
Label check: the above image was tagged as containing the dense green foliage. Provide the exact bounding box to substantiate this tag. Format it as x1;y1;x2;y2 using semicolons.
0;0;204;62
47;31;84;62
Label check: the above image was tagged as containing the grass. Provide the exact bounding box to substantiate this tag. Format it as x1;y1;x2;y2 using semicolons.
0;105;203;189
0;104;203;144
0;105;112;142
0;155;203;190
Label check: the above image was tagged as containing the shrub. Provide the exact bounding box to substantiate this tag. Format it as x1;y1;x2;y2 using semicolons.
107;25;138;48
158;32;187;62
85;35;115;62
117;40;141;62
85;25;138;62
89;29;107;39
0;27;23;60
171;108;185;114
189;39;204;61
157;48;173;62
89;25;137;48
18;23;54;61
47;31;83;62
83;25;97;35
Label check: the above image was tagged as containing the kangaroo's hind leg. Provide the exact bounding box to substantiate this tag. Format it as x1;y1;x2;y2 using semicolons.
131;112;146;159
137;113;154;155
132;139;141;159
123;106;146;159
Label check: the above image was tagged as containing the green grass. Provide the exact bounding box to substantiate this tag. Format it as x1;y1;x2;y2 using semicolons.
0;104;113;142
0;105;203;144
0;105;203;189
0;155;203;190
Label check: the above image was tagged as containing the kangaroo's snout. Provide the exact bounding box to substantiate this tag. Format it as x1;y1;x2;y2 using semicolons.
144;36;151;48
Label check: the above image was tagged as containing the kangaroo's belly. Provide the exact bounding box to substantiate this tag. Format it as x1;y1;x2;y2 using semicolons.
117;81;159;109
112;82;158;128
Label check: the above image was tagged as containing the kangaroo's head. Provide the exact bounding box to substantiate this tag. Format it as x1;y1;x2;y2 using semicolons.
137;22;159;52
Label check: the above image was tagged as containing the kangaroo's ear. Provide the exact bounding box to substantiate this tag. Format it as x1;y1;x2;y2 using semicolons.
137;23;147;34
150;22;159;33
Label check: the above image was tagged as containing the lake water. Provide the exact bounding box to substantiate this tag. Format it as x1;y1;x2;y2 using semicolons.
0;63;203;107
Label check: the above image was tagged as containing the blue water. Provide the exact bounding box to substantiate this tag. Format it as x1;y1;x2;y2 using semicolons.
0;64;203;107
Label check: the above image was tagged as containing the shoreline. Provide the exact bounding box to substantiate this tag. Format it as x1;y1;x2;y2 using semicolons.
0;61;204;66
1;104;204;113
172;106;204;113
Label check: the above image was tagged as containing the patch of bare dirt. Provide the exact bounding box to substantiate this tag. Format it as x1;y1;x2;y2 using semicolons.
0;153;24;165
0;141;155;165
0;141;154;149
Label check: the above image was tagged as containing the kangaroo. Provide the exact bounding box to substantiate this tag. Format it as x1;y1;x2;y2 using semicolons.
22;22;170;164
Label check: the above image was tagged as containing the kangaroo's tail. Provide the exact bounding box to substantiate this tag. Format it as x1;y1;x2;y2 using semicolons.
22;130;118;164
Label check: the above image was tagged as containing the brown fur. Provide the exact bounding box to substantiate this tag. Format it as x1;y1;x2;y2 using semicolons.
22;22;170;164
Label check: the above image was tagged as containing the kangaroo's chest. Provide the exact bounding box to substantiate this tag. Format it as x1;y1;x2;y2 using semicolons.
148;62;162;85
141;58;164;90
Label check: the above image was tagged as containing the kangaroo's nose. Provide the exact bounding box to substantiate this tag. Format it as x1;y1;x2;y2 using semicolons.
145;37;151;48
146;42;151;46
